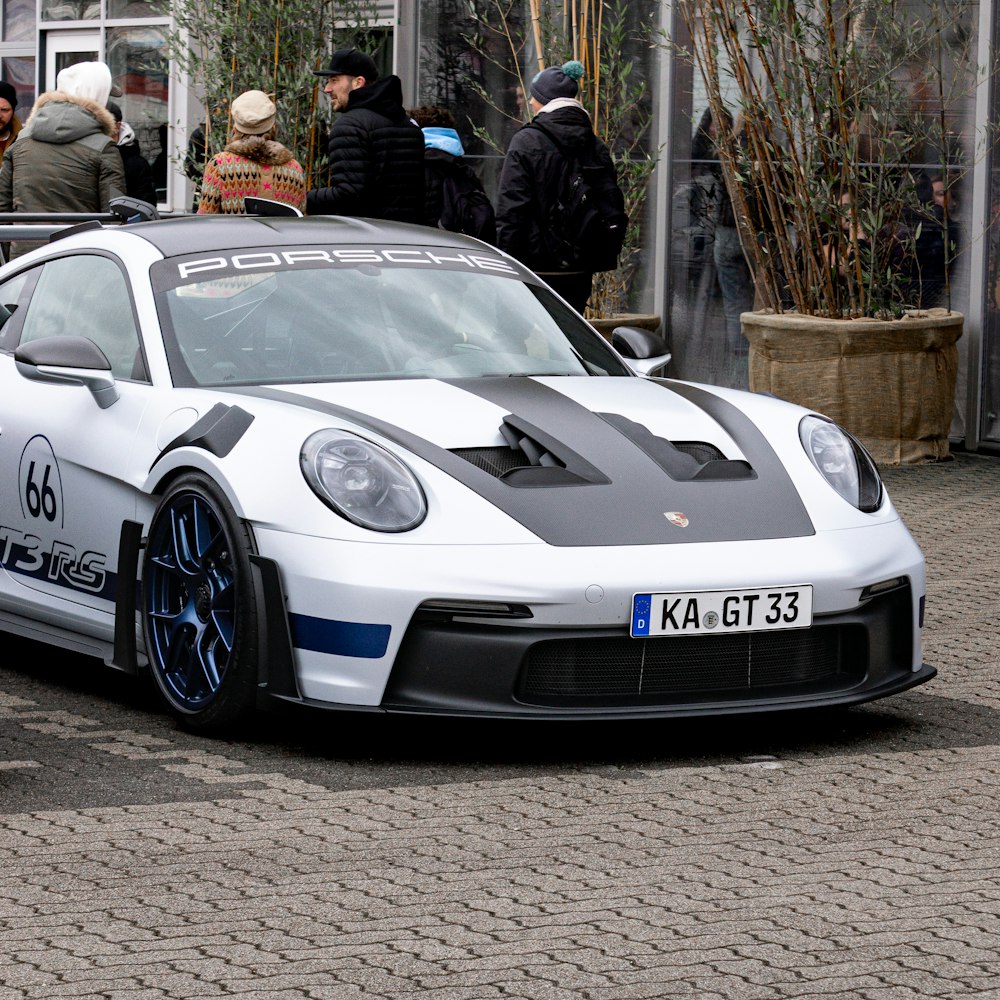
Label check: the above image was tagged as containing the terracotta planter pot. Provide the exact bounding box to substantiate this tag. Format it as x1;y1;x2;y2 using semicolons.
741;308;963;466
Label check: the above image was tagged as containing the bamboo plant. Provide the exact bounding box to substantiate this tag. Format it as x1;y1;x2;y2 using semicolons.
672;0;980;319
465;0;659;319
168;0;378;191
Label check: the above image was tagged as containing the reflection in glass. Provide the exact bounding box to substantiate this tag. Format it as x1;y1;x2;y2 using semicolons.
2;0;35;40
984;179;1000;438
980;1;1000;443
40;0;100;20
0;58;36;112
56;51;100;78
107;0;171;18
107;26;169;184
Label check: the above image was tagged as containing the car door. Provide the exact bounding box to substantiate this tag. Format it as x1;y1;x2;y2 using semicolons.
0;252;150;621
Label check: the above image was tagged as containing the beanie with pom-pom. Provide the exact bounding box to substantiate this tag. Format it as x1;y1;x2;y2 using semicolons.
530;59;585;104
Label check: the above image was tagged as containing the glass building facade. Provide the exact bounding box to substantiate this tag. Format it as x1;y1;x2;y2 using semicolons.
3;0;1000;452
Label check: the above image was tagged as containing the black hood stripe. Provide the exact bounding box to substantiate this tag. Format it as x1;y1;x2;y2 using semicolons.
225;379;813;546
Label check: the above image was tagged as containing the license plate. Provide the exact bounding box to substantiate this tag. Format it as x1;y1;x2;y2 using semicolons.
631;586;813;637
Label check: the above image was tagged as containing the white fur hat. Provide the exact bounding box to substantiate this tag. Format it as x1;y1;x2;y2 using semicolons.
56;61;113;107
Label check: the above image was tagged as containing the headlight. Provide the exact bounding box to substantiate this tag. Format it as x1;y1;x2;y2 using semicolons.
301;430;426;531
799;415;883;512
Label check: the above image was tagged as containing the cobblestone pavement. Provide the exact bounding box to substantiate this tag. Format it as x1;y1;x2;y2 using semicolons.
1;452;999;1000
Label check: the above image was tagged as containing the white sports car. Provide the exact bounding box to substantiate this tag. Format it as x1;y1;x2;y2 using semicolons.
0;215;934;733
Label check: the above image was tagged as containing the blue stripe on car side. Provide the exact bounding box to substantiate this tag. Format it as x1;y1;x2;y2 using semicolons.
289;613;391;658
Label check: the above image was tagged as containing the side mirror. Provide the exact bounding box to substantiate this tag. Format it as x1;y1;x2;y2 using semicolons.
15;335;119;408
110;196;160;223
244;197;303;217
611;325;672;377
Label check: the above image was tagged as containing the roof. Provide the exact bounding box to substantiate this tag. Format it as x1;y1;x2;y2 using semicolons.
119;215;490;258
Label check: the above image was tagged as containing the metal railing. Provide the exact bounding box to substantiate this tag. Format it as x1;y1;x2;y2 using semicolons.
0;199;172;264
0;198;298;263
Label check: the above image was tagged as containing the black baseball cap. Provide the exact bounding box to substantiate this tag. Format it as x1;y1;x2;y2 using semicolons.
314;48;378;81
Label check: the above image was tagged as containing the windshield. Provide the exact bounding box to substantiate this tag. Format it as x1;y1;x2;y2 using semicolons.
153;247;632;386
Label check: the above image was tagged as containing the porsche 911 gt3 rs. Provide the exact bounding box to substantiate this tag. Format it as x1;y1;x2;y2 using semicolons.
0;214;934;733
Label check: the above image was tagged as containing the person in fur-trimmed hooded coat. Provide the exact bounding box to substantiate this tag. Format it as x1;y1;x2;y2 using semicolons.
196;90;306;215
0;61;125;220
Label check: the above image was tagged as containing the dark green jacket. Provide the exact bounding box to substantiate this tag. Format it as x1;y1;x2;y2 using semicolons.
0;91;125;217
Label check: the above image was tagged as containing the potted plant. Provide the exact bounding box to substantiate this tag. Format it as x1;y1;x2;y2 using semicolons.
671;0;976;464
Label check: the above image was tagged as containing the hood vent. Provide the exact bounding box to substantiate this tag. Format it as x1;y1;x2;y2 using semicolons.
599;413;755;481
451;445;527;479
450;414;611;488
450;414;754;487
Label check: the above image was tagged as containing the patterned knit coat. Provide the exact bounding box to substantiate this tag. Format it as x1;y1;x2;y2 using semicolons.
196;135;306;215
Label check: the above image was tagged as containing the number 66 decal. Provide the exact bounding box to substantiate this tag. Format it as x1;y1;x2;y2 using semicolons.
19;435;64;528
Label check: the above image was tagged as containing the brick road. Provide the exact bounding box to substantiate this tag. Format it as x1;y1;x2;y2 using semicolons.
1;452;998;1000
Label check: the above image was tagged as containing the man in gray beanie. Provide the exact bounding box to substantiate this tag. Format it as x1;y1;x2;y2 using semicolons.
495;60;625;313
0;60;125;256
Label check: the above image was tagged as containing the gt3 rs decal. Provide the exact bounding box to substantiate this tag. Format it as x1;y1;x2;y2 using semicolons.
3;436;116;600
229;380;815;546
0;524;114;600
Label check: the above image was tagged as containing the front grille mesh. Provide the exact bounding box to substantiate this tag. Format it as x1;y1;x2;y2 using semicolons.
519;627;861;703
452;446;526;477
672;440;726;464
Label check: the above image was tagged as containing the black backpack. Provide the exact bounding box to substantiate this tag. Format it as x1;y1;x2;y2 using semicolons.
530;118;628;272
439;162;497;245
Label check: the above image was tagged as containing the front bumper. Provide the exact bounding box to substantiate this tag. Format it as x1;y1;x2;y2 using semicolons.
259;577;933;719
375;580;933;718
253;519;926;715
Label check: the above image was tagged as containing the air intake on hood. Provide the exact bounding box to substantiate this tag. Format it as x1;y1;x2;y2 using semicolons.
450;414;611;488
599;413;755;481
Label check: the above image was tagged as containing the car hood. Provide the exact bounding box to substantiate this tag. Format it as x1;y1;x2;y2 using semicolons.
230;376;814;546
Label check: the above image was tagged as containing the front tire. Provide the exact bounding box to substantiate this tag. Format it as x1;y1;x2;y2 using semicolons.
141;472;259;734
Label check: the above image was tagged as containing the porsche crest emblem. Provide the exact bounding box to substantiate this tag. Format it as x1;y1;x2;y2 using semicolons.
664;511;689;528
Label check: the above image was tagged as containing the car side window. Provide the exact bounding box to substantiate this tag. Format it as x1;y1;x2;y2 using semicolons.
0;270;36;354
18;254;148;381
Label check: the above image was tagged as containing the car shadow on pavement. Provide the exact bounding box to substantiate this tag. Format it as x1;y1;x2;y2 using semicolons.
253;686;993;774
1;636;991;784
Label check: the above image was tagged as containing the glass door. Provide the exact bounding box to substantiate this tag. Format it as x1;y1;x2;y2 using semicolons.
44;30;101;90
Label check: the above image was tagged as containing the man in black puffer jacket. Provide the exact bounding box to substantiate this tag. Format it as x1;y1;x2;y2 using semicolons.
307;48;424;222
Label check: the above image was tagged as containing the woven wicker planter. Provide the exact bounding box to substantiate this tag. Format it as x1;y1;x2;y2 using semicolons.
742;308;963;466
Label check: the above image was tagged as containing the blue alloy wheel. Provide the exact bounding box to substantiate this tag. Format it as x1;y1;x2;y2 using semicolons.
142;472;259;732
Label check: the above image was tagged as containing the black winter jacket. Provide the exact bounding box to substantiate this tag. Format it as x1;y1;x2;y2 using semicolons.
421;148;455;227
495;104;613;274
306;75;424;222
422;149;497;244
118;139;157;206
